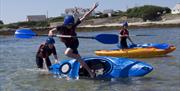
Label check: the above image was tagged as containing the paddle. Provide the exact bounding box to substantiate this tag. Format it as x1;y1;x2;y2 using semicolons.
119;34;157;37
15;29;119;44
129;34;157;36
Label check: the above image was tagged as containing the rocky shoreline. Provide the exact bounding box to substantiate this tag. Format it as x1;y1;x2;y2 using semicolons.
0;18;180;35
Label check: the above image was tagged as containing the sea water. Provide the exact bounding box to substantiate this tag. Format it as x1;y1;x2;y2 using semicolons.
0;27;180;91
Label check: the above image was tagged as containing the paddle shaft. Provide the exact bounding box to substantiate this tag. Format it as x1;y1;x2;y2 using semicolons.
55;34;95;39
128;34;156;36
15;29;118;44
34;34;95;39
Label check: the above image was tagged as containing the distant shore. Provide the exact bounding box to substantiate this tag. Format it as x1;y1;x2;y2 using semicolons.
0;18;180;35
79;18;180;28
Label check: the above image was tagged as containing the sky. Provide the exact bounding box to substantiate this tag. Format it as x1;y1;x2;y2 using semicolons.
0;0;180;24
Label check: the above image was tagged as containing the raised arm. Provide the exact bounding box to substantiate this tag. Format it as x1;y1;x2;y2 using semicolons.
80;2;99;21
48;28;57;37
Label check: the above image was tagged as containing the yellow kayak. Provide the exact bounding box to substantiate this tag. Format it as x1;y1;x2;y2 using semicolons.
95;46;176;58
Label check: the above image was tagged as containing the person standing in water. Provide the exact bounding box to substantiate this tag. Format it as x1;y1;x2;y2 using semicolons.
36;37;58;71
119;22;134;49
48;3;98;78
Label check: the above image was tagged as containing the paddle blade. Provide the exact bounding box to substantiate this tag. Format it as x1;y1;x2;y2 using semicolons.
15;29;36;38
95;34;119;44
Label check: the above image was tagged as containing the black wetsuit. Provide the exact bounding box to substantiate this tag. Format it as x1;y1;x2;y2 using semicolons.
120;29;129;49
56;19;81;54
36;44;57;69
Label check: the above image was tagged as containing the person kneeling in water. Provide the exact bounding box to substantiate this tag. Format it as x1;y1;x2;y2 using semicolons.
36;37;58;71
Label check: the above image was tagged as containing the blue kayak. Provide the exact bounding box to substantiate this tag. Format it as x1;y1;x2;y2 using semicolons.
118;43;171;50
50;56;153;79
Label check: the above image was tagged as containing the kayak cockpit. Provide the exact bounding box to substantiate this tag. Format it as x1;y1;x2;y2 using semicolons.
79;58;112;77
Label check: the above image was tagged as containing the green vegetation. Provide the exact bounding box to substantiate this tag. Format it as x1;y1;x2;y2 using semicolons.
89;10;124;18
0;5;174;30
96;12;109;18
112;10;124;17
0;21;49;29
15;21;49;27
0;25;3;29
0;20;3;25
0;20;3;29
0;16;64;29
49;16;64;22
88;12;109;19
126;5;171;21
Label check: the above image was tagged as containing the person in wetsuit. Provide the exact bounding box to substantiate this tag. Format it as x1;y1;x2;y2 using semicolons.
48;3;98;78
119;22;134;49
36;37;58;71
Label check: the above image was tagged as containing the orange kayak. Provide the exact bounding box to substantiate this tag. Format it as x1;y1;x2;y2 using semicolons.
95;46;176;58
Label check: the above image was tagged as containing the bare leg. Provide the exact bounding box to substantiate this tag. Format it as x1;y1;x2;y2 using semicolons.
65;48;95;78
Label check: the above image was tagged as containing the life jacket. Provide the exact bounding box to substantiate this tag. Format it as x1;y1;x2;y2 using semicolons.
36;44;56;58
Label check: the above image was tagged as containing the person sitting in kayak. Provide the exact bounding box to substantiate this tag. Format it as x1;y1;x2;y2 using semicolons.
119;22;134;49
36;37;58;71
48;3;98;78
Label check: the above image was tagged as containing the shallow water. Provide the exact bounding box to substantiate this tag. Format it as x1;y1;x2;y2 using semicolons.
0;27;180;91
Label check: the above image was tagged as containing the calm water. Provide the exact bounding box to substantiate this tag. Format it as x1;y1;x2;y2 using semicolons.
0;27;180;91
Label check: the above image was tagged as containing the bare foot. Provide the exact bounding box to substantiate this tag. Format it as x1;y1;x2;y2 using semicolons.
90;72;96;78
66;76;70;80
